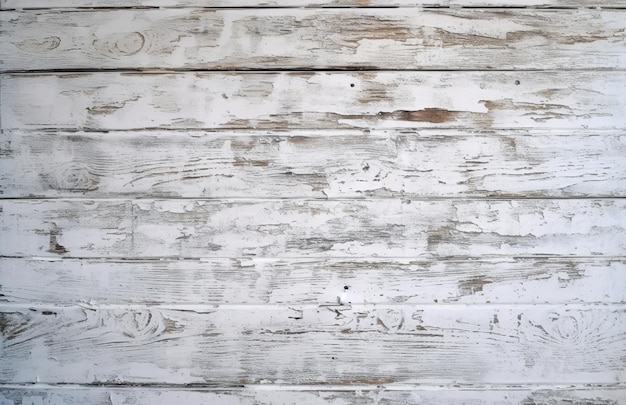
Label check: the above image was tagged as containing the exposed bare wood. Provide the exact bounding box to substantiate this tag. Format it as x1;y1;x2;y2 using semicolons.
1;385;625;405
3;9;625;71
1;257;624;305
3;0;626;9
1;199;624;258
0;304;624;384
2;129;625;198
3;71;625;130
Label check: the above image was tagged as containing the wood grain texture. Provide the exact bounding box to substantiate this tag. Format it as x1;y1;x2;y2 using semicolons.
1;304;624;384
4;8;625;71
3;0;626;8
1;385;625;405
2;129;625;198
3;71;625;130
2;257;624;305
1;199;625;258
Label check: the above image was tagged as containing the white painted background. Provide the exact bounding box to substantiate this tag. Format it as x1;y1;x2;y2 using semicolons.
1;1;625;404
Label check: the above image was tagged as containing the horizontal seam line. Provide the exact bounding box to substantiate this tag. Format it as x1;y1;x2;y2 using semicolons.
3;6;626;10
2;197;626;201
4;127;626;132
2;196;626;200
1;382;625;389
2;303;625;309
3;255;626;260
4;128;626;132
5;68;626;74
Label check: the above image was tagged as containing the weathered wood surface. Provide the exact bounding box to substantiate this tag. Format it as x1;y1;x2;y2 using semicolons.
1;305;624;384
3;130;626;198
1;257;624;305
1;199;624;258
2;1;625;402
4;9;625;71
1;385;625;405
3;71;625;130
3;0;626;8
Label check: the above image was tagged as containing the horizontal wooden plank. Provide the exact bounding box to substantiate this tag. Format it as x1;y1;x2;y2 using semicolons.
3;0;626;9
1;199;624;258
1;258;624;305
1;304;624;384
3;9;625;71
1;385;626;405
3;72;625;130
2;129;625;198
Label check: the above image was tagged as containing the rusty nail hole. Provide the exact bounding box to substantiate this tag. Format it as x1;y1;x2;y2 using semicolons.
515;80;520;85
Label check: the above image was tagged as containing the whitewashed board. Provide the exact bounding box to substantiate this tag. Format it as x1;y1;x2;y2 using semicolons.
3;72;625;130
3;9;625;71
1;304;624;384
2;257;624;305
1;199;624;258
2;129;625;198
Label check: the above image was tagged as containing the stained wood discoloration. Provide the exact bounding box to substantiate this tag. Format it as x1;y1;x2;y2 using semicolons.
47;223;68;255
1;199;624;258
3;9;625;71
1;258;623;305
2;129;625;198
3;72;625;130
0;305;624;384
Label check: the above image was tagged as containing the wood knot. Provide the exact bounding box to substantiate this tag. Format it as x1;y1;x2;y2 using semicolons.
556;315;579;340
96;31;146;57
16;36;61;52
118;309;168;340
117;32;146;55
56;163;99;192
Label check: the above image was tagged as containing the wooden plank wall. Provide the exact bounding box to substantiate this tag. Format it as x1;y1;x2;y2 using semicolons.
1;1;625;404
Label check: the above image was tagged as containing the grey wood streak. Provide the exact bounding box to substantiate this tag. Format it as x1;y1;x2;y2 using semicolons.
2;386;626;405
3;0;626;8
2;130;625;199
3;9;625;71
1;304;624;385
1;258;624;305
3;72;625;131
1;199;624;258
